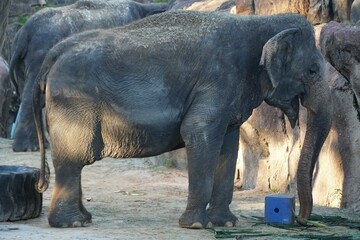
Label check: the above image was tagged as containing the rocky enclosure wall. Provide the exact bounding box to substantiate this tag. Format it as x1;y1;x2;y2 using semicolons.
1;0;77;60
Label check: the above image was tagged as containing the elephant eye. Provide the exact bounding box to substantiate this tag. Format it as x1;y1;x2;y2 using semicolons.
308;64;319;76
340;49;352;63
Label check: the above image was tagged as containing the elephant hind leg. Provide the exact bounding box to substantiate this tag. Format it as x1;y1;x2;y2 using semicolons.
48;162;91;227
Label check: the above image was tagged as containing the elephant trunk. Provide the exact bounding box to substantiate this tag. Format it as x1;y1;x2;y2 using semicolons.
297;79;332;225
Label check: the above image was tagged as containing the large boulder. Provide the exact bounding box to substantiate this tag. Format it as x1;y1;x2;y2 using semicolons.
168;0;236;12
235;103;301;191
235;0;354;25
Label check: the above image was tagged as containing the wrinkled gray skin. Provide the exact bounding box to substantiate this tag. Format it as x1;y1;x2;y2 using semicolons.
34;11;332;228
10;0;168;152
320;21;360;102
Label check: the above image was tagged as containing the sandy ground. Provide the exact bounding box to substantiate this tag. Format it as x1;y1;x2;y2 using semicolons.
0;137;359;240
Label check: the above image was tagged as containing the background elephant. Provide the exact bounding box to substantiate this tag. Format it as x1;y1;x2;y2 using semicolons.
9;0;168;151
320;21;360;103
33;11;331;228
320;21;360;211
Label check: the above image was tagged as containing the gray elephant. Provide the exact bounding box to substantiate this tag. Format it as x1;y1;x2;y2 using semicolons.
33;11;332;228
9;0;168;152
320;21;360;102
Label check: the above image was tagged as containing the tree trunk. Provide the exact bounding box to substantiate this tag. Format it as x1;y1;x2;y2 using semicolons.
0;0;12;51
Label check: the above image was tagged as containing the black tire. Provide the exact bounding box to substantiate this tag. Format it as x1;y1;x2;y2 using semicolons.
0;165;42;221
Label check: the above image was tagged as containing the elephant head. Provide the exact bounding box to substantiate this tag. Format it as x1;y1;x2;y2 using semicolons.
320;21;360;102
260;27;333;224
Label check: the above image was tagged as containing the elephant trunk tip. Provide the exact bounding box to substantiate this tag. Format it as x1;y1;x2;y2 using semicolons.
296;202;312;226
296;216;309;226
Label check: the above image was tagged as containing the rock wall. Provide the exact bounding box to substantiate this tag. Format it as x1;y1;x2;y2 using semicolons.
235;0;354;24
1;0;78;60
168;0;236;12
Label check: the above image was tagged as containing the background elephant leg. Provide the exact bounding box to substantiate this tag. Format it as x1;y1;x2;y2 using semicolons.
12;73;47;152
12;101;41;151
48;161;91;227
179;122;226;229
207;128;239;227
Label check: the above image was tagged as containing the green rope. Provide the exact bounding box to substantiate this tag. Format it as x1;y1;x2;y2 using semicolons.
207;214;360;239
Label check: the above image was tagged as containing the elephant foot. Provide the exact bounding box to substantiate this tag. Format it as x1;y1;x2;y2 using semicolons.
179;208;211;229
12;133;49;152
207;208;239;227
12;140;40;152
48;206;92;228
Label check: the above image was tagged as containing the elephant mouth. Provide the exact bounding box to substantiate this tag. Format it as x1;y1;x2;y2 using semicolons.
265;96;300;128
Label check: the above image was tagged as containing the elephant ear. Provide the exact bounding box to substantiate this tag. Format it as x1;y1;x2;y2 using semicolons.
259;28;300;88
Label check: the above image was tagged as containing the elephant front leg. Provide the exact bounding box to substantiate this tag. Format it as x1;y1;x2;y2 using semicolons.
207;128;239;227
179;123;227;229
48;163;91;227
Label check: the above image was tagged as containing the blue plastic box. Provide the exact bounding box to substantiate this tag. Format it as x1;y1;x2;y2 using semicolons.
264;194;295;225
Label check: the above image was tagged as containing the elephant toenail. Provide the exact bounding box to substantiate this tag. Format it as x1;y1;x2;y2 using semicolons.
225;221;233;227
191;222;203;229
72;221;82;227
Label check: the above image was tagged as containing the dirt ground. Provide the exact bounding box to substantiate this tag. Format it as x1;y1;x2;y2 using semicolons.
0;137;359;240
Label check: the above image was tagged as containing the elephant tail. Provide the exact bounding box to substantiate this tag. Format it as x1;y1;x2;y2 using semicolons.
33;80;49;193
33;51;58;193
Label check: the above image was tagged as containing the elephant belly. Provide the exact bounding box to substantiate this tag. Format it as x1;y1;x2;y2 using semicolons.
100;113;183;159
